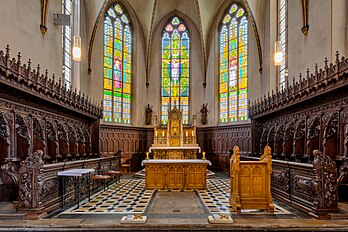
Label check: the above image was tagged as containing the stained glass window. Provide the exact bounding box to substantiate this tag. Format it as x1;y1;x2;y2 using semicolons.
161;17;190;125
219;4;248;123
62;0;72;88
103;3;132;124
279;0;287;89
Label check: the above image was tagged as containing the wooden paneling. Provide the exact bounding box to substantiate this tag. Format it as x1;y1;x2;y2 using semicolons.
144;161;208;190
230;146;274;213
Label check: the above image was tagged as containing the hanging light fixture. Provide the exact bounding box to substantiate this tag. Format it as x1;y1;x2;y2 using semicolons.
72;35;82;61
274;40;282;66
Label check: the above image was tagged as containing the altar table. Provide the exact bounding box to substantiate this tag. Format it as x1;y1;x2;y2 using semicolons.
142;159;211;190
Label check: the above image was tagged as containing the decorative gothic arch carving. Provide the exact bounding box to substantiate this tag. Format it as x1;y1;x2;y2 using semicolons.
15;114;31;161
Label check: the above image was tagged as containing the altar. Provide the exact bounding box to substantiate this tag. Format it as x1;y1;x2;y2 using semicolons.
142;159;211;190
143;106;209;190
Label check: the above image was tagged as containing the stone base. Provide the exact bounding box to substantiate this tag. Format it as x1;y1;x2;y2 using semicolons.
120;215;147;224
208;214;233;224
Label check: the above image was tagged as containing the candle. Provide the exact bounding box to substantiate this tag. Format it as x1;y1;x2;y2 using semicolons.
146;152;149;160
202;152;206;160
155;131;157;137
162;131;164;136
191;131;194;136
186;131;188;137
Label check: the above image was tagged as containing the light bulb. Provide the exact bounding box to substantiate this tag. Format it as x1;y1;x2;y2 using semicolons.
274;41;283;66
72;36;82;61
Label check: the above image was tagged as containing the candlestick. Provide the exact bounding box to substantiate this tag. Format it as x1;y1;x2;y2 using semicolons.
162;131;164;136
202;152;206;160
191;131;194;137
146;152;149;160
155;131;157;137
186;131;188;137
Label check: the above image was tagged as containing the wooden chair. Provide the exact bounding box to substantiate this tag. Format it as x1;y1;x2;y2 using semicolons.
103;152;122;184
92;174;111;191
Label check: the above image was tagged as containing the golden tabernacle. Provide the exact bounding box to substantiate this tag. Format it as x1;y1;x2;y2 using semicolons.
230;146;274;213
150;106;200;159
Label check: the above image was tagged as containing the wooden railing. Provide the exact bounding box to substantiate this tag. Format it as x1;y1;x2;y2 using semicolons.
0;45;102;119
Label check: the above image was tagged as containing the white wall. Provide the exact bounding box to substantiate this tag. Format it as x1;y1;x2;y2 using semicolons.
0;0;90;96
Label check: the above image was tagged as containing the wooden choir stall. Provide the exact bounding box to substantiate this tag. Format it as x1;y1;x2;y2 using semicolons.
143;106;210;190
230;145;274;213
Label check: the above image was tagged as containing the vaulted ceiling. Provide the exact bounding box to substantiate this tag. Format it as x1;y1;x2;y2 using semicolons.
85;0;264;56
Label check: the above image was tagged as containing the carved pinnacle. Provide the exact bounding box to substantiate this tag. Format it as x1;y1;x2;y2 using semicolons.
324;57;328;69
335;51;340;64
5;45;10;58
17;52;21;65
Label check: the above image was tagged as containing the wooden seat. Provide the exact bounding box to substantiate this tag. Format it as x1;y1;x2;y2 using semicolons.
104;170;122;184
92;174;111;191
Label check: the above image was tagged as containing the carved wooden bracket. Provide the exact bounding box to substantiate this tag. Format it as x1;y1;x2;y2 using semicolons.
300;0;309;36
40;0;50;36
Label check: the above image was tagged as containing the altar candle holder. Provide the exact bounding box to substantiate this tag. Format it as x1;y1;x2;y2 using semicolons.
202;152;206;160
146;152;149;160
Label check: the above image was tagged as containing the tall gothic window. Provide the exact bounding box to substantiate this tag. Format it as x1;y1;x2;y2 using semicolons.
161;17;190;125
219;4;248;123
278;0;287;89
62;0;72;88
103;3;132;124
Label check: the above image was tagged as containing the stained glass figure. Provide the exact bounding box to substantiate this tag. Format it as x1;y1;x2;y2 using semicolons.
161;17;190;124
219;3;248;123
103;3;132;123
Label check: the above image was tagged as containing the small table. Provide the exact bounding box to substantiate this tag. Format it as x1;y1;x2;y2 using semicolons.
58;168;95;208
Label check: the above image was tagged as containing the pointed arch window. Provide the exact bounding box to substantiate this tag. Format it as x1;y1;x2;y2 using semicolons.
161;16;190;125
103;3;132;123
278;0;288;89
62;0;72;88
219;4;248;123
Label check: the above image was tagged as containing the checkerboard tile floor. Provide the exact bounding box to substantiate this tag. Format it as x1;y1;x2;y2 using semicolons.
72;179;154;214
198;178;290;214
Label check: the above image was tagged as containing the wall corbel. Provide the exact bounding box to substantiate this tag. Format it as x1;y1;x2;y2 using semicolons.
40;0;50;36
300;0;309;36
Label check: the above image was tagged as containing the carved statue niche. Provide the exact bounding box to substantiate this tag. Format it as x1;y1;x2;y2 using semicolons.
15;114;31;161
293;120;305;162
67;124;78;159
322;112;338;158
282;122;294;161
83;129;92;156
57;122;70;160
0;162;19;202
33;118;45;157
260;128;269;154
0;112;11;164
76;126;85;156
274;125;284;159
305;116;320;162
46;121;58;161
267;126;275;157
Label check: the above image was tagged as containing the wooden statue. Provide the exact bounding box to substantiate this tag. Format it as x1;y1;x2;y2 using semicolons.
200;103;208;125
145;104;152;125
